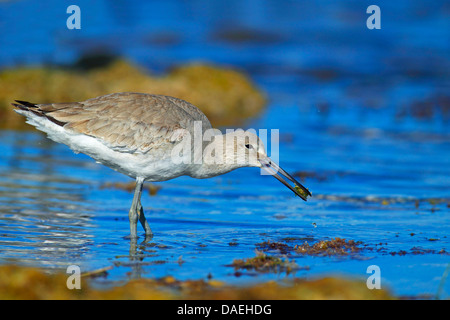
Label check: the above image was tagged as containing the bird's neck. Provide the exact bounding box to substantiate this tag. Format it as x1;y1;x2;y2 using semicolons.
188;134;242;179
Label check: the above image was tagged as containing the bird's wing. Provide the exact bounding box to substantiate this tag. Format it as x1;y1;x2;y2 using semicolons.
14;92;212;154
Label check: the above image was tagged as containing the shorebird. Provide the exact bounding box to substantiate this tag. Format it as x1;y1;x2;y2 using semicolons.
13;92;311;239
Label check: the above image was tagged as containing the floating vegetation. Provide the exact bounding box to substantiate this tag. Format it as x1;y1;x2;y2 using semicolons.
387;247;448;256
254;238;364;258
256;240;293;255
255;237;448;258
294;238;362;257
350;241;449;256
395;94;450;122
313;194;450;210
0;59;266;130
228;250;302;274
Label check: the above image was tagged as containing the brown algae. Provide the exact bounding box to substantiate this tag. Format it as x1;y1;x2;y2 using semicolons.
0;265;394;299
294;238;362;256
228;250;302;274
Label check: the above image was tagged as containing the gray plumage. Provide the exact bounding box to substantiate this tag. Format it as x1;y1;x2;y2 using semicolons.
14;92;212;154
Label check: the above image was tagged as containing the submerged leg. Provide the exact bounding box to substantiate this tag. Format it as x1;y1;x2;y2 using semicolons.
128;177;144;239
138;200;153;236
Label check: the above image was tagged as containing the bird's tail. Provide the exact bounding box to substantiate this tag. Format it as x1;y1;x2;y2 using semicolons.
12;100;41;115
12;100;66;126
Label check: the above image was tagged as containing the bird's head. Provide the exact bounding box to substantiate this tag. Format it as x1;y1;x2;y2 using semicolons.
220;129;312;201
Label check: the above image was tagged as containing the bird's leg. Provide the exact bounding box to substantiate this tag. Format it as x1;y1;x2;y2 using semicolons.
138;199;153;237
128;177;144;239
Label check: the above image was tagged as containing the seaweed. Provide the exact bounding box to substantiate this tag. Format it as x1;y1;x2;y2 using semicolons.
0;265;394;299
294;238;363;256
228;250;302;274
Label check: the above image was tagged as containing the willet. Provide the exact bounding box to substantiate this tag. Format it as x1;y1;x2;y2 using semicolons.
13;92;311;238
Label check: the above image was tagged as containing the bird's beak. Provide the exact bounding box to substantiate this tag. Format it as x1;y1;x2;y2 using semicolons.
259;157;312;201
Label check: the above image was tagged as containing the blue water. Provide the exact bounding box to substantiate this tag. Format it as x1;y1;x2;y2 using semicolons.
0;0;449;298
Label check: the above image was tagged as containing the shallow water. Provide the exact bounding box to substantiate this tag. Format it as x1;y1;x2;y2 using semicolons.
0;0;449;298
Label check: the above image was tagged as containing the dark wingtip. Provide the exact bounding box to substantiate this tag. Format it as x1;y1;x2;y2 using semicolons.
12;100;67;127
14;100;38;108
12;100;44;118
11;102;28;111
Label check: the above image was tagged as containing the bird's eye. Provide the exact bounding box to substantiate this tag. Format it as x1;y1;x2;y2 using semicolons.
245;144;253;149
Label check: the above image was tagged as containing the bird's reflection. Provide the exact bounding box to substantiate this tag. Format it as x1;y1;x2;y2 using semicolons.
127;234;155;279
